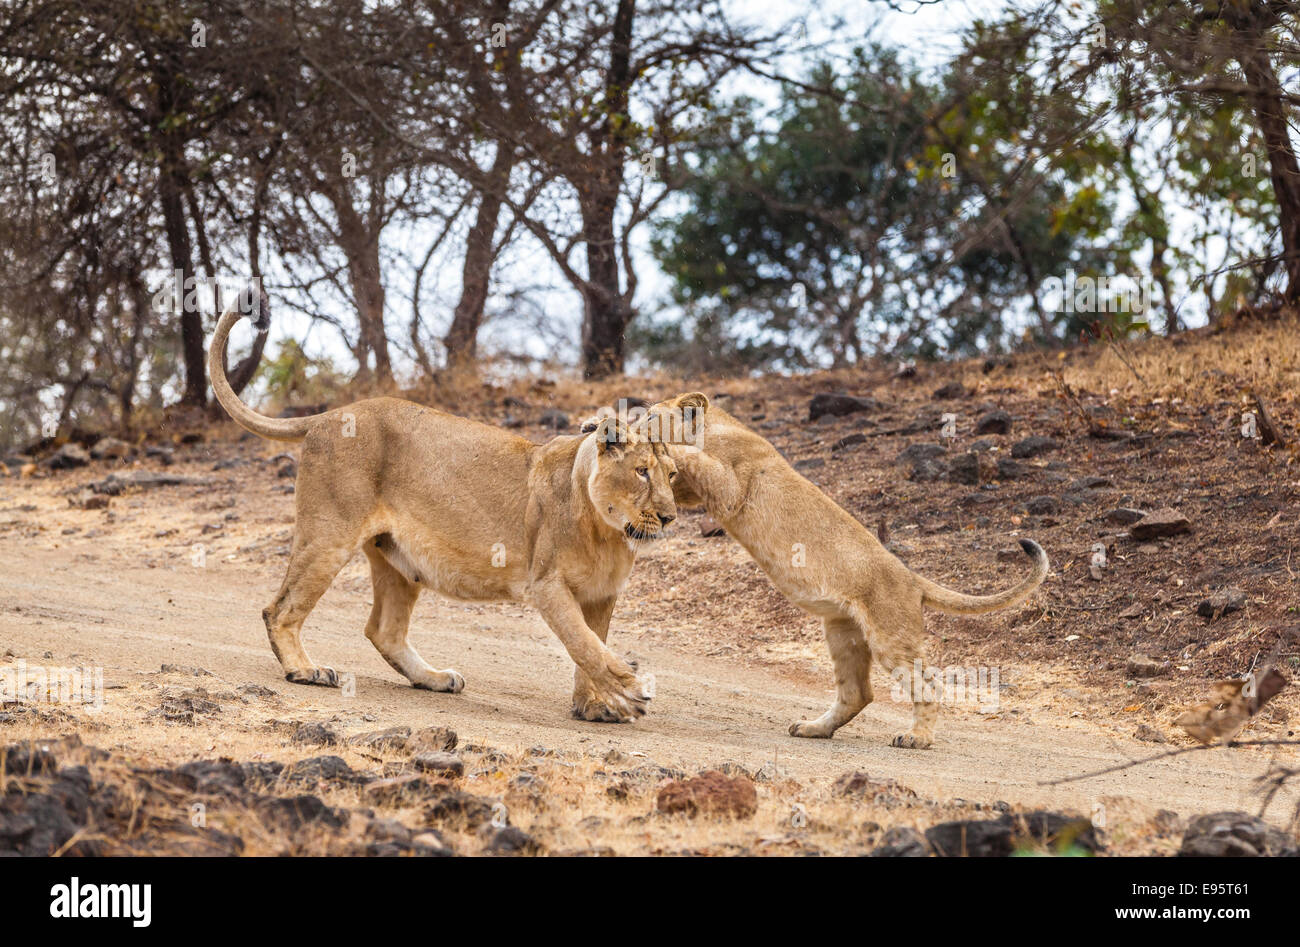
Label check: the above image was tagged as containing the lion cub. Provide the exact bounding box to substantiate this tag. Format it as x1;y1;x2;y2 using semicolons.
645;392;1049;748
208;301;673;722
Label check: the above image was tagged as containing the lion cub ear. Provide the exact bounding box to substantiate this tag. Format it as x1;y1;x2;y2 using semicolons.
593;416;630;455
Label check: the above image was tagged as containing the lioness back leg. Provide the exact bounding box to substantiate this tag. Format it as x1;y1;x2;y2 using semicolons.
362;545;464;693
264;532;356;686
865;598;938;749
789;614;873;739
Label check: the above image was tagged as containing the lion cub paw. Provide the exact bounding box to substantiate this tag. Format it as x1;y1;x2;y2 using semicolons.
889;733;933;750
413;669;465;693
285;666;340;688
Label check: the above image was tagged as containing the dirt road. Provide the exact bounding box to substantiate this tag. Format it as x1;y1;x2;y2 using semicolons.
3;539;1292;822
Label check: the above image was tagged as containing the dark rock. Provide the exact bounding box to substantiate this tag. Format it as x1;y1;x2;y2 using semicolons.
870;826;930;857
909;458;947;483
1011;436;1058;458
832;432;867;452
1106;507;1146;525
348;726;412;752
1;741;59;776
1129;508;1190;540
996;458;1029;480
793;457;825;471
42;443;90;469
896;442;947;465
161;759;247;797
539;409;569;431
1126;654;1169;678
283;755;365;787
656;770;758;819
973;409;1013;435
947;452;980;485
423;787;495;827
285;721;339;747
407;727;458;754
1025;496;1059;516
89;437;134;460
809;393;880;422
412;752;464;778
256;794;349;832
1071;476;1113;490
91;472;211;495
833;771;917;800
926;811;1099;857
932;382;968;400
1135;724;1167;744
1196;587;1247;620
145;445;175;465
365;775;435;806
481;825;543;856
1178;811;1292;857
160;664;213;676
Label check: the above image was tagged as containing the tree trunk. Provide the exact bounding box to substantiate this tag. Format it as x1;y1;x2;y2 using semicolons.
159;157;206;406
445;145;514;374
579;0;636;379
581;201;628;378
1236;25;1300;305
334;191;394;388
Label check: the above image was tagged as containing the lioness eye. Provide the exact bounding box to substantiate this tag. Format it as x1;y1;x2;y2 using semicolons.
669;471;677;481
636;467;649;478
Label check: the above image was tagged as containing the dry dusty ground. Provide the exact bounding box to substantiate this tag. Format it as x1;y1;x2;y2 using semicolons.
2;316;1299;855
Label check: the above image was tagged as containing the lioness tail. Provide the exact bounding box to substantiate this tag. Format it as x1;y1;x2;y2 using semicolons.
208;291;316;442
916;539;1049;616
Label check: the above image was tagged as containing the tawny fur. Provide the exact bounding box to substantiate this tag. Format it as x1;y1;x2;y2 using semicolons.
647;393;1050;748
208;304;678;722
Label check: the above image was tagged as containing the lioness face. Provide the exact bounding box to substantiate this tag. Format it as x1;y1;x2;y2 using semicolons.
588;418;678;540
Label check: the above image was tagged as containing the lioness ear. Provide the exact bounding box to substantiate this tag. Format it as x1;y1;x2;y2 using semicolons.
593;416;629;455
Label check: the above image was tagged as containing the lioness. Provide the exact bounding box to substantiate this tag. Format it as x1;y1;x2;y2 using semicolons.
208;300;670;722
642;392;1049;748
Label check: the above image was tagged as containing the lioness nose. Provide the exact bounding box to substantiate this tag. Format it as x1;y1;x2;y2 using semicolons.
658;513;675;525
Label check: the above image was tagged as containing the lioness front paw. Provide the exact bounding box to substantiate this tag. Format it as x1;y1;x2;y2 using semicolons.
572;696;621;722
889;732;932;749
413;669;465;693
286;666;340;687
585;672;655;723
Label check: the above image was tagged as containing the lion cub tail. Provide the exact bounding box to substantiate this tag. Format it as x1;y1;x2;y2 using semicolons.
916;539;1049;616
208;291;314;442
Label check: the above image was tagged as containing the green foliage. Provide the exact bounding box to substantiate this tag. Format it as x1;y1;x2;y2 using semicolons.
255;340;343;408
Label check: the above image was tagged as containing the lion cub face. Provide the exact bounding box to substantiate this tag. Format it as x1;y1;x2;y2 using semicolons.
587;417;678;540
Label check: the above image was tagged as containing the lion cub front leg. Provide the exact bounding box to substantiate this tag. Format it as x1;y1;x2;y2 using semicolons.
532;582;653;723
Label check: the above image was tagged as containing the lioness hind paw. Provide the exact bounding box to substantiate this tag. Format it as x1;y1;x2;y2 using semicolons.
788;720;834;739
413;669;465;693
286;666;340;688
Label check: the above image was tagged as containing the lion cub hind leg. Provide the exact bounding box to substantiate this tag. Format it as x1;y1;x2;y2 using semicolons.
789;615;874;739
363;545;464;693
264;538;356;687
865;600;938;749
